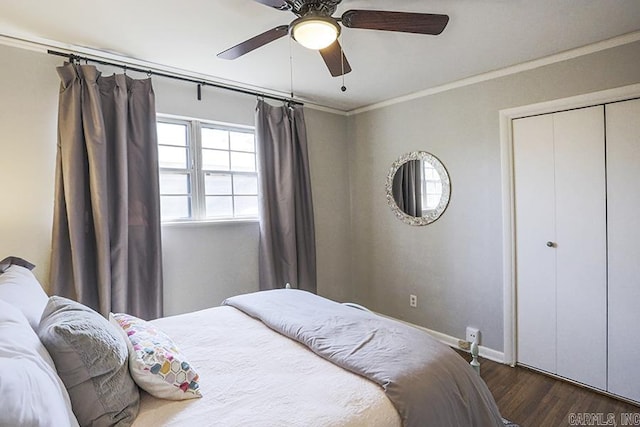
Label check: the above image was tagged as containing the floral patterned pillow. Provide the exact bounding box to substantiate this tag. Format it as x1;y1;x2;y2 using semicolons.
110;313;201;400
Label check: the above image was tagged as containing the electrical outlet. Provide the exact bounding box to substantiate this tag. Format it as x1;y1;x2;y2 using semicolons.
466;327;480;344
409;294;417;308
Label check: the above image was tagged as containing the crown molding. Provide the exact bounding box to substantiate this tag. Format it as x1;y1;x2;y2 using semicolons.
347;30;640;116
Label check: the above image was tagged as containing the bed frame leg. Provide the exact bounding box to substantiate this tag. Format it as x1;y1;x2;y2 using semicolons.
470;341;480;375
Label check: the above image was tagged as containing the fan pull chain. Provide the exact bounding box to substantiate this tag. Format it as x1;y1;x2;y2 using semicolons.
340;34;347;92
289;36;294;99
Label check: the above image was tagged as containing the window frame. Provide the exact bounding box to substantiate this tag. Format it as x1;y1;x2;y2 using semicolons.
157;114;258;224
421;159;443;214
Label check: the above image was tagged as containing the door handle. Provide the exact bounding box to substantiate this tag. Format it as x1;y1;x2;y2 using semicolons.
546;241;555;248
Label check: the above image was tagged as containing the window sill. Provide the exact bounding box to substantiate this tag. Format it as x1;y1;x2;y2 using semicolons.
161;218;259;227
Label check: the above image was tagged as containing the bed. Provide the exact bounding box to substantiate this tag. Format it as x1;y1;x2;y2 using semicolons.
132;304;401;427
0;258;505;427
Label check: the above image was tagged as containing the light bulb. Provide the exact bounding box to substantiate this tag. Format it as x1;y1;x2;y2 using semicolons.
292;17;340;50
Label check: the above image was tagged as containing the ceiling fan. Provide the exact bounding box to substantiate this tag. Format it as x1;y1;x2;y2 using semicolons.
217;0;449;77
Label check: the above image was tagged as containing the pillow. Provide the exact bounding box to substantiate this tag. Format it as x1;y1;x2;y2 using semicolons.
0;255;36;273
0;299;79;427
111;312;201;400
38;296;139;427
0;264;49;329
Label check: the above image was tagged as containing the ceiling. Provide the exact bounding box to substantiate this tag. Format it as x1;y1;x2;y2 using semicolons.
1;0;640;112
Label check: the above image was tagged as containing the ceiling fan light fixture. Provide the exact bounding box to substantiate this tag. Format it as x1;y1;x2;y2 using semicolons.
291;16;340;50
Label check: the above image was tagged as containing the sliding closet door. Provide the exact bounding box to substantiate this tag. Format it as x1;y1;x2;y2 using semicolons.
553;106;607;390
514;114;557;373
606;98;640;402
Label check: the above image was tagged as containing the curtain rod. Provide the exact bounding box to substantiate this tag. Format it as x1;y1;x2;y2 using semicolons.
47;49;302;106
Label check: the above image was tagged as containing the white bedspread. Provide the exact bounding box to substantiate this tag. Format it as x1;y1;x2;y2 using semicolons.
132;306;401;427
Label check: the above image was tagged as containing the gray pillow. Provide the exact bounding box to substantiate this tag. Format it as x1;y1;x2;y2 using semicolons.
37;296;139;427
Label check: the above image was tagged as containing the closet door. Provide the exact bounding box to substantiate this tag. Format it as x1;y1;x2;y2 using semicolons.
553;107;607;390
514;106;607;390
606;98;640;402
514;114;557;373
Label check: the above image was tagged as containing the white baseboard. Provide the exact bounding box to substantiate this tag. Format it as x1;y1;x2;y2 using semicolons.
378;313;506;364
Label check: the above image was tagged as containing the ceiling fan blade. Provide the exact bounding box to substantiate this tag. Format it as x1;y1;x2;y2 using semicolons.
218;25;289;60
341;10;449;35
252;0;290;11
319;40;352;77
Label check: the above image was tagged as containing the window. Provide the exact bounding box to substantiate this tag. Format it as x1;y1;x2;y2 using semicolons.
157;117;258;222
421;160;443;212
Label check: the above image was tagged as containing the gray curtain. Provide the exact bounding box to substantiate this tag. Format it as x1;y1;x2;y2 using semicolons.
50;63;163;319
392;160;422;216
255;100;317;293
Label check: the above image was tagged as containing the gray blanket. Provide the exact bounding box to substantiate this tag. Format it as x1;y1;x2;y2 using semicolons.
223;289;503;427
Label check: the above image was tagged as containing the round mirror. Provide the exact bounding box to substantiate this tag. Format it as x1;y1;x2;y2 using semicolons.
385;151;451;226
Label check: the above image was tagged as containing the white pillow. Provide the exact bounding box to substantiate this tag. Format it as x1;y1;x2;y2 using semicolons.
110;312;202;400
0;264;49;329
0;299;79;427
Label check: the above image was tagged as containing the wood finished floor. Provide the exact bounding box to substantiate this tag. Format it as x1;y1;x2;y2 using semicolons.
455;350;640;427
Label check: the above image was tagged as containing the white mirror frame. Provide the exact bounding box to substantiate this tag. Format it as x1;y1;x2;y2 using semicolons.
385;151;451;226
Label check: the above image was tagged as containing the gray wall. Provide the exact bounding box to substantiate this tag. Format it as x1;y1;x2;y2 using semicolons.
2;38;639;353
347;41;640;351
0;46;60;286
0;43;351;315
306;108;352;303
